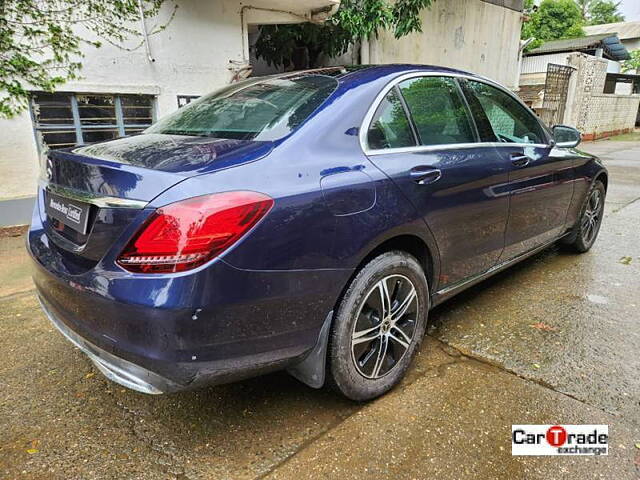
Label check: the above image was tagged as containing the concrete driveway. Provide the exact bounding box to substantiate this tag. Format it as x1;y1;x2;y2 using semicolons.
1;141;639;480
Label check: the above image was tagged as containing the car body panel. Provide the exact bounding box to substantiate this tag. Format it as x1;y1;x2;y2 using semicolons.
366;146;511;288
499;144;577;261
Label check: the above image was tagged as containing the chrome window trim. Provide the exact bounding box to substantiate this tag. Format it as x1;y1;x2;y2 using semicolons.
359;71;553;156
40;179;148;209
365;141;551;156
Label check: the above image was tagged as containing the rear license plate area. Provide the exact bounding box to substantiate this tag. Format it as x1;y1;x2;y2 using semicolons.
45;191;91;235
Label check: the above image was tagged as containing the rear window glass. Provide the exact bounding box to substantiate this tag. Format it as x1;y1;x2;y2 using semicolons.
146;75;337;141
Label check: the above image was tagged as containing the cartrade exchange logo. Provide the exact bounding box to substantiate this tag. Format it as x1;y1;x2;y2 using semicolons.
512;425;608;456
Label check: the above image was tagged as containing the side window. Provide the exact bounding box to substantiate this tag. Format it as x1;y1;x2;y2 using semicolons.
367;89;416;150
398;76;476;146
466;81;545;144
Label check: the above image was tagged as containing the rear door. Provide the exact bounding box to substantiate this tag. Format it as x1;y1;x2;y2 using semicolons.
363;75;511;289
462;80;575;260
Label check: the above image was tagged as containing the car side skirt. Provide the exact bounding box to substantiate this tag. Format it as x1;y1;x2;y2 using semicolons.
431;232;571;307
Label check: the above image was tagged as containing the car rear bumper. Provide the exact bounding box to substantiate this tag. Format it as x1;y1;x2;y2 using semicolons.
38;294;177;394
28;221;351;393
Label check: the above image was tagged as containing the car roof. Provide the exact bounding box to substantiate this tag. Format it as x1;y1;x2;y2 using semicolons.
272;64;487;86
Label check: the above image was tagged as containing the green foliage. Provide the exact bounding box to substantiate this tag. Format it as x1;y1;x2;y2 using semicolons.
587;0;625;25
622;50;640;73
522;0;626;52
0;0;176;119
255;23;351;70
574;0;594;20
521;0;585;50
523;0;537;15
255;0;434;69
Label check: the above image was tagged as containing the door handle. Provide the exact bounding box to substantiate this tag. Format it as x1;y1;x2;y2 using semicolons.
409;166;442;185
510;152;531;167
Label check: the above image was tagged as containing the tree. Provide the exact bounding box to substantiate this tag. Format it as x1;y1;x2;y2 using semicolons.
522;0;585;50
622;50;640;73
574;0;594;21
255;0;434;70
0;1;176;119
587;0;625;25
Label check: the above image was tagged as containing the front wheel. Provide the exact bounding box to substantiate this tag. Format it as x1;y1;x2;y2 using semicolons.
327;251;429;401
562;180;606;253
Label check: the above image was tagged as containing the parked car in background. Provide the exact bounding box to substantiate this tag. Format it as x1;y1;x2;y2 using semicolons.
28;65;607;401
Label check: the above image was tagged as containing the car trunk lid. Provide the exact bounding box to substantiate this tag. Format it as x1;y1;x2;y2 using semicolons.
40;134;273;269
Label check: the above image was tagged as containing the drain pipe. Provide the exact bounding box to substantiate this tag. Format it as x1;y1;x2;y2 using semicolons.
137;0;155;63
515;37;534;90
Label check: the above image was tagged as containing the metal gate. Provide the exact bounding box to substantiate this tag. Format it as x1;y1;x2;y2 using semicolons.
540;64;574;126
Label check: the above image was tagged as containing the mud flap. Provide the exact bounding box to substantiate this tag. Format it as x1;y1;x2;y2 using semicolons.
287;311;333;389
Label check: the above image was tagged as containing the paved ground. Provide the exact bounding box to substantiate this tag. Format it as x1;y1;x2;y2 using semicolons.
1;141;639;480
0;197;35;228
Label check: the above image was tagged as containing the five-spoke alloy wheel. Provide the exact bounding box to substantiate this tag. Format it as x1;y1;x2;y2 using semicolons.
581;188;603;246
351;275;418;379
563;180;606;253
327;251;428;401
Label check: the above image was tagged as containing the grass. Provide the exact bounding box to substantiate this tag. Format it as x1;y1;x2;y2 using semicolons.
603;131;640;142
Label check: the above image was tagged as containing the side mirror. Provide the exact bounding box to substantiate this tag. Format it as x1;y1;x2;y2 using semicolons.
553;125;581;148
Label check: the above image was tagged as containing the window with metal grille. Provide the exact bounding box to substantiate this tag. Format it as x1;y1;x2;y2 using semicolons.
31;93;155;150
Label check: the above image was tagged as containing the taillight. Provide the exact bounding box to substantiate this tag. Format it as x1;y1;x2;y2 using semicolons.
117;191;273;273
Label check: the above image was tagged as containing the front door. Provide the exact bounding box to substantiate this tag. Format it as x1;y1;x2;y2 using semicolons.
364;76;511;289
462;80;575;260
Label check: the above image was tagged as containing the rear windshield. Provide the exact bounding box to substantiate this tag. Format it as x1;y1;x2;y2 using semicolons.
145;75;338;141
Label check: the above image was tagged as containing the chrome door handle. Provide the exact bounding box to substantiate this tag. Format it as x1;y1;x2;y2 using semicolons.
409;167;442;185
510;153;531;167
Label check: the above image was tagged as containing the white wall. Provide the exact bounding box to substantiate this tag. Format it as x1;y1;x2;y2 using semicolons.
622;38;640;53
521;53;571;74
371;0;523;89
564;53;640;140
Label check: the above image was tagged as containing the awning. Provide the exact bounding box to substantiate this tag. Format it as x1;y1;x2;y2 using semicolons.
525;34;631;61
246;0;340;20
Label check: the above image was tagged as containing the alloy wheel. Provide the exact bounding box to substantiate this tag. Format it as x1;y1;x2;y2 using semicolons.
350;274;419;379
581;189;603;245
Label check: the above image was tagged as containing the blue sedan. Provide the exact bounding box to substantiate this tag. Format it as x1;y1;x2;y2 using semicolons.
28;65;607;401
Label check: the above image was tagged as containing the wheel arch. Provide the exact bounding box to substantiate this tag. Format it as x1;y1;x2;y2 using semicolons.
594;170;608;192
353;234;436;294
334;232;439;317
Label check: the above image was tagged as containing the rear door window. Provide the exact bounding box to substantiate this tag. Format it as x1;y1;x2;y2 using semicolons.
465;80;546;145
366;89;417;150
397;76;476;146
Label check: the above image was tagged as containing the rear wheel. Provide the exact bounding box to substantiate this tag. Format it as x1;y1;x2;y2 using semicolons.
327;251;428;401
562;180;605;253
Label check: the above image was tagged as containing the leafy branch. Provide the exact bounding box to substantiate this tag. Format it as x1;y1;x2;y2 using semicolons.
255;0;435;70
0;0;177;119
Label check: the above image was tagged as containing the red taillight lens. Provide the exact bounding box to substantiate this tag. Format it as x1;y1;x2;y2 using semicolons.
117;191;273;273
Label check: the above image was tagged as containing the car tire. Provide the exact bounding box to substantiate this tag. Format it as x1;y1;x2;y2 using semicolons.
561;180;606;253
326;251;429;401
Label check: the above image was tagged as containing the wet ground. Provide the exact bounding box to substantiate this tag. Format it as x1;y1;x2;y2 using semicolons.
1;141;639;480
